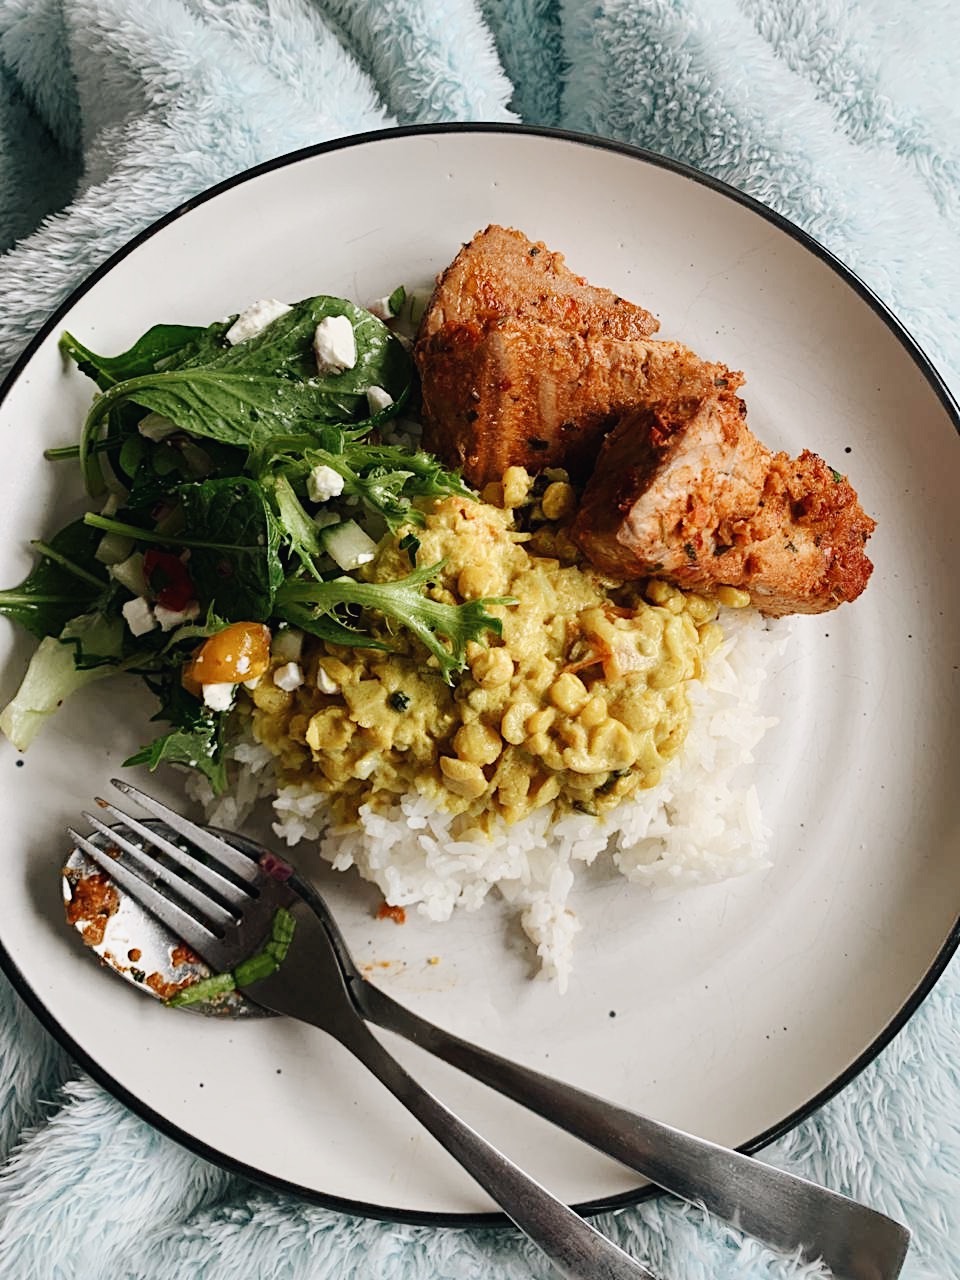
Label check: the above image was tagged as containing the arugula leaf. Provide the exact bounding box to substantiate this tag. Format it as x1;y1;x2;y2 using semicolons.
125;677;227;791
0;520;111;640
177;477;285;621
277;563;513;682
78;297;413;492
260;471;323;576
60;321;232;391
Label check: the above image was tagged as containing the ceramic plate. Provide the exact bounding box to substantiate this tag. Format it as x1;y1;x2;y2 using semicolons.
0;126;957;1221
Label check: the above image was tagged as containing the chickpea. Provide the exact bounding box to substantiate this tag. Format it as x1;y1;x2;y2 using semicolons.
501;701;537;745
589;719;636;771
251;680;293;715
528;773;561;809
579;694;608;728
480;481;504;508
501;466;531;508
540;481;576;521
556;719;588;751
457;564;501;599
645;579;673;606
453;721;502;767
439;756;487;799
523;731;553;759
470;646;514;687
525;707;556;736
549;672;588;715
305;708;353;753
716;585;752;609
184;622;271;687
683;592;717;625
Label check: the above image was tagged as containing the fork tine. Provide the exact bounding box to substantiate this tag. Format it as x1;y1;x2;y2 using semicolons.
67;827;224;961
92;798;252;909
110;779;260;884
82;810;236;931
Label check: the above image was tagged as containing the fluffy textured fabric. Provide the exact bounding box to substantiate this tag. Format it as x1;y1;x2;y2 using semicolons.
0;2;957;1277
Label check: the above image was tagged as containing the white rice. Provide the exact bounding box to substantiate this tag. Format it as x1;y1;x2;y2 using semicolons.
191;606;786;990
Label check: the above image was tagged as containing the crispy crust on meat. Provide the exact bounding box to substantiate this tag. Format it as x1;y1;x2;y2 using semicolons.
573;386;876;616
415;226;662;484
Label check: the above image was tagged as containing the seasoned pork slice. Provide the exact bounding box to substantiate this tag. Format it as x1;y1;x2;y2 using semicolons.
415;226;661;485
573;379;876;617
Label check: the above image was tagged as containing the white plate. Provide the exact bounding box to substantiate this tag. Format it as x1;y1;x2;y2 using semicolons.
0;126;957;1220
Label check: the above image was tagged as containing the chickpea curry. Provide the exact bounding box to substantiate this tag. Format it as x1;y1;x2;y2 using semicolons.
226;467;744;828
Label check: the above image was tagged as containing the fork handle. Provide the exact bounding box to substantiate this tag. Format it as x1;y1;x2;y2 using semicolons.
355;981;910;1280
336;1017;656;1280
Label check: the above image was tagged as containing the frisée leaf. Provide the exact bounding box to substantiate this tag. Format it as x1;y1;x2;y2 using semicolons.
124;678;227;792
277;562;513;683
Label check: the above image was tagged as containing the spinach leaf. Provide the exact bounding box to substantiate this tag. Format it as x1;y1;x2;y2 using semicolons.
178;477;284;621
60;321;232;391
78;297;413;492
0;520;111;640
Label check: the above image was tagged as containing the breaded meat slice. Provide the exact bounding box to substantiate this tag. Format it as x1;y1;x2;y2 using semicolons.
415;226;661;485
573;380;876;617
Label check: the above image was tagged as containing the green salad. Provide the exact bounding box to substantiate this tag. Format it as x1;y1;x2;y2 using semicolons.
0;290;506;790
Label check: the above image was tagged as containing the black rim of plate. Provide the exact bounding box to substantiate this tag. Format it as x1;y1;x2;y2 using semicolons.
0;122;958;1227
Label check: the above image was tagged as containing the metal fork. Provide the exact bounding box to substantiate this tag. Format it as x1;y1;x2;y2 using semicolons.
69;780;911;1280
69;780;658;1280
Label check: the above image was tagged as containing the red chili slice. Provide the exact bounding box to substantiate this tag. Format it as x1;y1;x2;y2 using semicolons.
143;549;195;611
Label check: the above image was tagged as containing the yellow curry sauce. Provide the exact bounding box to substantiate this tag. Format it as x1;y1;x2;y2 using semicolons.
248;468;739;828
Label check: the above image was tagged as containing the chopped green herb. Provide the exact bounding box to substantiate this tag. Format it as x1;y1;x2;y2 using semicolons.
167;907;296;1007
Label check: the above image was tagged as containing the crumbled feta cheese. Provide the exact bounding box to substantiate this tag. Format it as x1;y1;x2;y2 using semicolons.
313;315;357;374
306;464;345;503
225;298;292;345
271;627;303;663
202;682;236;712
242;675;262;691
365;385;394;415
138;413;180;442
366;296;396;321
273;662;304;692
316;667;338;695
121;596;157;637
235;654;251;676
154;600;200;632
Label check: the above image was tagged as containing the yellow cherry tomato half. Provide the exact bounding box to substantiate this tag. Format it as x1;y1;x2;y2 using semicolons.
182;622;272;690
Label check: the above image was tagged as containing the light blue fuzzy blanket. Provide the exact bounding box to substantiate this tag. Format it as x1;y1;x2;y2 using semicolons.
0;3;957;1278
